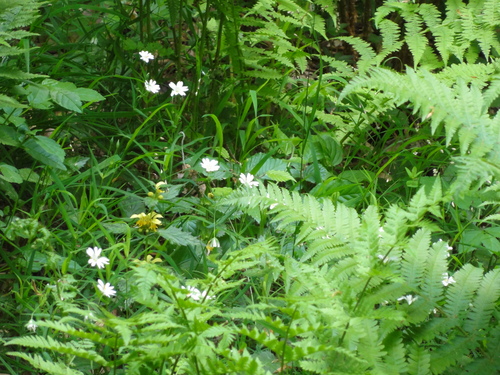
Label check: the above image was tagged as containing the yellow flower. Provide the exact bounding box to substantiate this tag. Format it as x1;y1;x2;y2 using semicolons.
130;212;163;232
133;254;163;265
155;181;168;194
148;181;168;200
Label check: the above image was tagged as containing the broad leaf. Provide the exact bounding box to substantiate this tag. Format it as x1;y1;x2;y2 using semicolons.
0;163;22;183
23;136;66;170
0;125;22;146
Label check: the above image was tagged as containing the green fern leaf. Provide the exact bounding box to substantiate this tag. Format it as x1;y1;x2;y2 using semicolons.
336;36;376;73
376;19;404;64
7;352;84;375
464;268;500;334
403;12;427;67
407;345;431;375
443;264;483;320
7;335;108;365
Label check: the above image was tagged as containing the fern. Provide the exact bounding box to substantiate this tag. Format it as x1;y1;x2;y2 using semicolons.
6;352;84;375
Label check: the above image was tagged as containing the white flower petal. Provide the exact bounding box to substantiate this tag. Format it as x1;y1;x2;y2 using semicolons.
139;50;154;63
239;173;259;188
97;279;116;298
200;158;220;172
145;79;161;94
169;81;189;96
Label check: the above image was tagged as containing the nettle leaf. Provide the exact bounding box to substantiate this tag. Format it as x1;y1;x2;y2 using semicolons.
74;88;105;102
0;125;22;146
0;163;22;183
157;226;200;246
23;136;66;170
266;170;296;182
42;79;82;113
0;93;27;108
27;85;52;110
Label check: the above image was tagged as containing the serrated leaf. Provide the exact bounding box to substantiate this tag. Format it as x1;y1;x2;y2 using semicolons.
213;187;234;197
0;93;27;108
27;85;52;110
42;79;82;112
18;168;40;183
102;222;130;234
23;136;66;170
0;163;22;183
75;88;105;102
157;226;199;246
0;125;22;146
266;170;296;182
0;67;44;80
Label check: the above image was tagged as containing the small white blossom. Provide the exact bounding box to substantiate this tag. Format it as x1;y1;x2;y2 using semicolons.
169;81;189;96
398;295;417;305
139;50;154;63
145;79;160;93
239;173;259;188
207;237;220;248
97;279;116;298
182;286;213;301
86;247;109;269
200;158;220;172
26;319;37;332
442;273;456;286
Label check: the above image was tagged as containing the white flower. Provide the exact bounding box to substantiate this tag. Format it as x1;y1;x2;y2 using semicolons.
442;273;456;286
97;279;116;298
398;295;417;305
200;158;220;172
139;50;154;63
169;81;189;96
182;286;213;301
145;79;160;93
239;173;259;188
207;237;220;249
86;247;109;269
26;319;37;332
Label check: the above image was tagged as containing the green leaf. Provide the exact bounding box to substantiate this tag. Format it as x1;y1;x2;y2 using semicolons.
23;136;66;170
314;133;343;167
213;187;234;197
0;66;43;80
0;163;22;183
27;85;52;110
157;226;200;246
18;168;40;183
0;93;27;108
75;88;105;102
0;125;22;146
42;79;82;112
266;170;296;182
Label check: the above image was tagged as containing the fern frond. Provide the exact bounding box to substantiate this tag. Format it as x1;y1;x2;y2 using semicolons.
464;268;500;334
401;228;432;289
376;19;403;64
7;335;108;365
443;264;483;320
482;73;500;110
407;345;431;375
7;352;84;375
336;36;376;73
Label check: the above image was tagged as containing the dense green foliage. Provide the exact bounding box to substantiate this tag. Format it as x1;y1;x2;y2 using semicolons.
1;0;499;374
